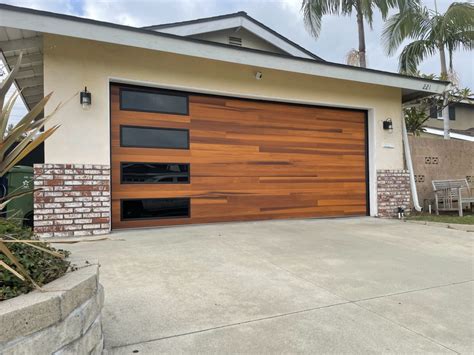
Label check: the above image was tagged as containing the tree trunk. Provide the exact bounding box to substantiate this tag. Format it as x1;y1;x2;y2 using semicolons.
439;44;450;139
439;45;448;79
356;2;367;68
442;93;450;140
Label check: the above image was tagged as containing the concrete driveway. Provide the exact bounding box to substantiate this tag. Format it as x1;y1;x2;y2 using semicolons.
64;218;474;354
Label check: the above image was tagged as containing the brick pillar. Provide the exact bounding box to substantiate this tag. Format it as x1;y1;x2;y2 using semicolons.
33;164;110;237
377;169;411;218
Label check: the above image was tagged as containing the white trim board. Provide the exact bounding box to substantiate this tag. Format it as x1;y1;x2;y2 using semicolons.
0;4;448;96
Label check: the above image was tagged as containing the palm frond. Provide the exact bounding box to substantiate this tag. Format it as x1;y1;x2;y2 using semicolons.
443;2;474;30
382;4;431;55
301;0;343;38
360;0;375;27
399;39;437;74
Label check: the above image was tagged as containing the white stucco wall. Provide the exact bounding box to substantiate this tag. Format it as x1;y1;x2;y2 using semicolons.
43;34;404;172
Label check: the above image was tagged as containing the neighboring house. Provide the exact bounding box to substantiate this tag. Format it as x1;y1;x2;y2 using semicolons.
422;97;474;141
0;4;449;237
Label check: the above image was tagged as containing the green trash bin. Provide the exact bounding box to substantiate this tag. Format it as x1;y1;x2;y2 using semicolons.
5;165;34;227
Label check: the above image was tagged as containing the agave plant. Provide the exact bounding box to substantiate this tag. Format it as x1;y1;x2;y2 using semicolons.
0;53;60;187
0;53;62;286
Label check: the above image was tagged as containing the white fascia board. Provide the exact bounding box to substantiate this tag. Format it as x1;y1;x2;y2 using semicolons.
0;6;448;94
422;127;474;142
155;16;314;59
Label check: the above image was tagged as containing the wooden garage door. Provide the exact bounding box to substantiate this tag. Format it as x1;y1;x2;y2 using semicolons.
111;84;368;229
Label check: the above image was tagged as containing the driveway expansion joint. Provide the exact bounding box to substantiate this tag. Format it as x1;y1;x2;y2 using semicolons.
108;301;351;350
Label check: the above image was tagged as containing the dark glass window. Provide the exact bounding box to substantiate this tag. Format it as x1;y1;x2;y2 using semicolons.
120;126;189;149
449;106;456;120
121;163;190;184
120;88;188;115
121;198;190;220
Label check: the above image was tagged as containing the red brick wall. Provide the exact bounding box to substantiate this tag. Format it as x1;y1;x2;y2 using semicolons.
33;164;110;237
377;169;411;218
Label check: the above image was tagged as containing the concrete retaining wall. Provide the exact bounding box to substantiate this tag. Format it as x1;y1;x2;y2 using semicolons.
0;262;104;354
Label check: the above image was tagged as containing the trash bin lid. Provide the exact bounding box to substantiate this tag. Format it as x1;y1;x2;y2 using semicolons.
8;165;33;174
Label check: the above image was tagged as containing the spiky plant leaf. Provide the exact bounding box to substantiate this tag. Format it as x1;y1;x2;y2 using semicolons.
0;53;23;110
0;90;21;140
0;241;39;288
0;92;53;143
0;125;60;175
0;260;25;281
0;188;41;209
0;100;60;159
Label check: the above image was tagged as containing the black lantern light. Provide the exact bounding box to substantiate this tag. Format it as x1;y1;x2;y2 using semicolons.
383;118;393;133
80;86;92;110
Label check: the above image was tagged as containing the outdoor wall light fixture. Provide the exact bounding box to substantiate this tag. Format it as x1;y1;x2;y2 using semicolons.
383;118;393;133
80;87;92;110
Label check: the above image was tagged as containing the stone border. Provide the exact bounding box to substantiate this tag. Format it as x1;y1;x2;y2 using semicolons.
0;262;104;354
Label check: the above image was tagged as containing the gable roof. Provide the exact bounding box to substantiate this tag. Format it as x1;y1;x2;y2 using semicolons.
144;11;323;61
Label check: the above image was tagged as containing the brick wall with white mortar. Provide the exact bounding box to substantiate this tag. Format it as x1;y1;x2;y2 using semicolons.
33;164;110;237
377;169;411;218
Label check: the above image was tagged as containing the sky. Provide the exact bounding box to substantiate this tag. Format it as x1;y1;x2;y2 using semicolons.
3;0;474;124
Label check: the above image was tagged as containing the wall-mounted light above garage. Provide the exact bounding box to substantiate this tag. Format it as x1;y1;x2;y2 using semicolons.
80;87;92;110
383;118;393;133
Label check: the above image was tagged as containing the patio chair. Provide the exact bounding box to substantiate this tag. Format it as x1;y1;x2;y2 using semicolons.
432;179;474;217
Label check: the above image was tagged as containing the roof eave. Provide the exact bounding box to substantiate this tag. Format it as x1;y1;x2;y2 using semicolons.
0;4;449;97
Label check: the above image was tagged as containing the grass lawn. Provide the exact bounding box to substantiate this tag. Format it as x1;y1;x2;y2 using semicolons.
407;213;474;225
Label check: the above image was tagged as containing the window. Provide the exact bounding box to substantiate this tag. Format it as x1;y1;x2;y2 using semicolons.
120;126;189;149
121;198;190;220
121;163;190;184
120;88;188;115
449;106;456;120
430;104;455;121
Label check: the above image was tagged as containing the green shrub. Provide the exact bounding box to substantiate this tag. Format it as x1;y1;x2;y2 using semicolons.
0;219;70;301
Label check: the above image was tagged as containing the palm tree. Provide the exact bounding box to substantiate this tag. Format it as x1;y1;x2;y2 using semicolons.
382;2;474;78
301;0;415;68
